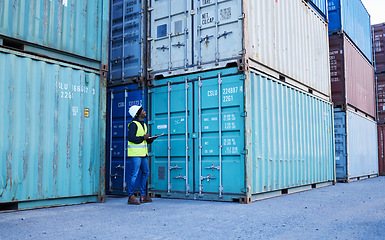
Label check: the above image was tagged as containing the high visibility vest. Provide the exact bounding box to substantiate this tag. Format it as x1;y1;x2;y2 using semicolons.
127;121;148;157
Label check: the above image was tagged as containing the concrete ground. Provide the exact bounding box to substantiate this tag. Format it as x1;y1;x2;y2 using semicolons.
1;177;385;240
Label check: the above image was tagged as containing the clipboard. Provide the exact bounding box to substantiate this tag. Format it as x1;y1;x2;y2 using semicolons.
148;133;165;140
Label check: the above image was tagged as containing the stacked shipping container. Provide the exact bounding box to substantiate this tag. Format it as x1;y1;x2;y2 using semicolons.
0;0;109;210
328;0;378;182
373;23;385;175
144;0;335;202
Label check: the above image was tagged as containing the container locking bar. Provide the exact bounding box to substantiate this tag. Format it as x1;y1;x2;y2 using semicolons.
173;174;187;180
168;0;172;72
201;174;216;182
109;91;114;192
185;77;190;197
198;76;203;196
215;0;219;65
170;164;183;171
218;72;223;198
123;89;128;192
205;164;220;171
167;81;172;195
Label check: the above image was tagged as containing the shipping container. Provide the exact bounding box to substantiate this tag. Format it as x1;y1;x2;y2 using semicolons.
109;0;147;85
328;0;372;63
376;73;385;123
0;0;109;68
106;84;147;195
329;33;376;118
148;67;335;203
377;124;385;176
0;47;106;210
148;0;330;98
307;0;328;20
372;23;385;73
334;109;378;182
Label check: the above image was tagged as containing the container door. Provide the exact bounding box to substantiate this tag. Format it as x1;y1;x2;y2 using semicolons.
150;79;194;196
106;85;146;195
194;0;242;68
334;111;347;180
110;0;143;81
150;0;192;74
195;72;245;198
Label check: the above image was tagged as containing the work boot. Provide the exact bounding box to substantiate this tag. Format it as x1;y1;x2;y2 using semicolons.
140;195;152;203
127;195;140;205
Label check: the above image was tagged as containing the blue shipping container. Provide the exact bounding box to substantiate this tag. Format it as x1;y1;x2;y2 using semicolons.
334;109;378;182
308;0;328;20
109;0;145;84
106;84;147;195
149;67;335;202
328;0;372;63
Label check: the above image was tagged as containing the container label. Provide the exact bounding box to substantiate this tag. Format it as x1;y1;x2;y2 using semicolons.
84;108;90;118
157;125;167;130
202;12;214;25
220;7;231;21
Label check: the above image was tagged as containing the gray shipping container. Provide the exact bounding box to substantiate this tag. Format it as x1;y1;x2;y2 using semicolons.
334;108;378;182
148;0;330;98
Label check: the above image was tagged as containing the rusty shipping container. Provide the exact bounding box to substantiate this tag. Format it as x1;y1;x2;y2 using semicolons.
148;0;330;99
373;23;385;73
329;33;376;118
377;124;385;176
0;47;107;210
0;0;110;68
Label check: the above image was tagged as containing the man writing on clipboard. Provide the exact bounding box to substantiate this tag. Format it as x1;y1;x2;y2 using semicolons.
126;105;162;205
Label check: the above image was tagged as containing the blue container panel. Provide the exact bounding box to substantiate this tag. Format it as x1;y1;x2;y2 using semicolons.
110;0;142;81
308;0;328;20
334;111;347;180
328;0;372;62
106;84;147;195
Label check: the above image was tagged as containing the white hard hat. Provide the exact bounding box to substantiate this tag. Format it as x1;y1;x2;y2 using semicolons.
129;105;142;118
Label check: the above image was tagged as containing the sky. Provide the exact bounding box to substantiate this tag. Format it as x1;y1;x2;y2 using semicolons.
361;0;385;25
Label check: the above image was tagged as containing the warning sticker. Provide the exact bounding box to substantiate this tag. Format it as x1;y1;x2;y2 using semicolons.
84;108;90;118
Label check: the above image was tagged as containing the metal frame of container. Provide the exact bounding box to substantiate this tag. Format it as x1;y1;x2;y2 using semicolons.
148;67;335;203
108;0;148;86
0;47;107;210
377;124;385;176
372;23;385;73
106;83;147;195
334;108;378;182
328;0;372;64
147;0;331;100
329;33;376;119
0;0;110;69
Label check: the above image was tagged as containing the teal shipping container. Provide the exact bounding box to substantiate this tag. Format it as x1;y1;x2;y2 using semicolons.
0;0;109;68
0;47;106;210
148;67;335;203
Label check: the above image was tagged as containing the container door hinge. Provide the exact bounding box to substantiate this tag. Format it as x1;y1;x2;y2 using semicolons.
148;184;155;189
241;186;250;193
148;152;155;157
191;132;197;139
240;112;247;117
148;89;155;94
147;37;154;41
241;149;248;155
148;120;155;125
148;7;154;12
238;13;245;20
239;74;246;81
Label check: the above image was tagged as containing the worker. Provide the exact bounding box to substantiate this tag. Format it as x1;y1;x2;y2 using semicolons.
126;105;158;205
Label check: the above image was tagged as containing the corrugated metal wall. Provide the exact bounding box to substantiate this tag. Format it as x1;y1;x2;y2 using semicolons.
373;23;385;73
328;0;372;63
377;124;385;176
245;0;330;97
334;109;378;181
0;0;109;64
0;49;104;208
246;72;335;194
329;34;375;118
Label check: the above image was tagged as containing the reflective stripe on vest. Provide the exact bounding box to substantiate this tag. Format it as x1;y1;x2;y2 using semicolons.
127;121;148;157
